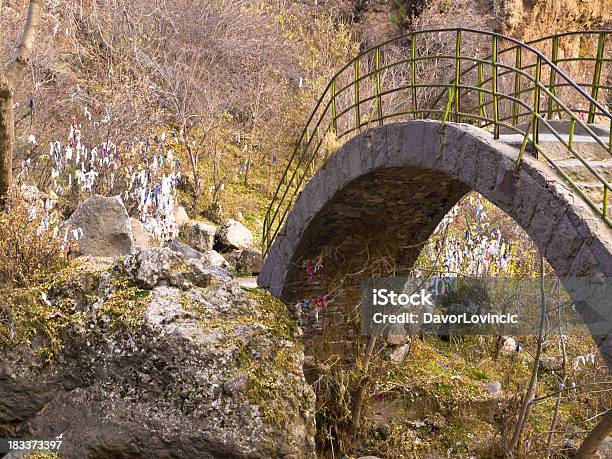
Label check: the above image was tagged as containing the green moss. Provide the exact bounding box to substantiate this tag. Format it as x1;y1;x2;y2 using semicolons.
242;346;297;426
181;287;297;340
0;260;151;361
179;286;306;426
436;418;491;454
244;288;298;340
97;276;151;329
458;364;490;382
0;261;101;360
237;289;304;426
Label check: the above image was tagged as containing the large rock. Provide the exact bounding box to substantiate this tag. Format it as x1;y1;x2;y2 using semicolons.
201;249;231;270
130;218;153;249
167;239;202;259
0;251;315;458
167;240;230;270
174;206;190;227
389;343;411;364
68;195;134;257
122;247;231;289
226;247;264;275
216;219;254;250
386;323;410;346
183;221;216;252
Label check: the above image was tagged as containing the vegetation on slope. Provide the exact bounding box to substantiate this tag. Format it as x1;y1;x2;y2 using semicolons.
0;1;610;457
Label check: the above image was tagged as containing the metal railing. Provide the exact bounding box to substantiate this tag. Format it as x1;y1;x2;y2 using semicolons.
262;29;612;255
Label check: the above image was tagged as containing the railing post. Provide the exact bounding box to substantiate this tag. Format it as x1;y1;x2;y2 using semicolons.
588;32;606;124
263;215;270;254
331;77;338;133
306;127;314;176
477;62;486;126
514;117;533;177
607;121;611;218
512;46;522;126
568;118;575;149
547;35;559;119
441;87;455;128
492;35;500;139
411;34;418;119
375;47;383;125
454;29;462;123
354;59;361;132
262;217;266;253
533;56;542;153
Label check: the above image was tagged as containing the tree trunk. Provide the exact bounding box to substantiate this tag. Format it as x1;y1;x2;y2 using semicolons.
351;334;377;430
0;71;15;202
0;0;43;202
575;409;612;459
505;253;547;456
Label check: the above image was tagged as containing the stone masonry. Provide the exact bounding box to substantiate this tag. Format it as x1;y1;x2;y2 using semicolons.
258;120;612;370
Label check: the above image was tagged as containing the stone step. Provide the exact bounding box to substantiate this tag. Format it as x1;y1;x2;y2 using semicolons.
500;120;609;138
500;136;611;161
542;141;610;162
555;160;612;183
575;182;611;209
499;120;611;162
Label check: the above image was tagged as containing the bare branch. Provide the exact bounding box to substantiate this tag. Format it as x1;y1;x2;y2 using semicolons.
6;0;43;84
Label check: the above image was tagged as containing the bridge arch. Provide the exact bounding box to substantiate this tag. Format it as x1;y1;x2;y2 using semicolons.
258;120;612;367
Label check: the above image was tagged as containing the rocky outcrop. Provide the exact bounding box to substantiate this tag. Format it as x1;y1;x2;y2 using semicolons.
122;247;231;289
499;0;611;40
225;247;264;275
200;249;230;270
167;240;230;270
0;249;315;458
167;239;202;259
68;195;135;257
216;219;254;250
183;221;217;252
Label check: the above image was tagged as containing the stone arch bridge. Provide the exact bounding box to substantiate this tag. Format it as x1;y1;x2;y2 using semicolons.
257;29;612;368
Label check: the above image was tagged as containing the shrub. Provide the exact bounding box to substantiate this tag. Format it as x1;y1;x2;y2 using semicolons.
0;188;70;287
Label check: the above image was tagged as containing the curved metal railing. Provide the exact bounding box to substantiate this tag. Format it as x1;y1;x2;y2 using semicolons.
262;29;612;255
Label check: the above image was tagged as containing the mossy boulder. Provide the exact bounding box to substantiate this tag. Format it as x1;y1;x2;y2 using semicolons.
0;249;315;458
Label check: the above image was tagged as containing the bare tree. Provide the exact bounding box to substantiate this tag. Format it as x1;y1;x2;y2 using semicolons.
0;0;43;201
350;334;377;430
505;253;547;456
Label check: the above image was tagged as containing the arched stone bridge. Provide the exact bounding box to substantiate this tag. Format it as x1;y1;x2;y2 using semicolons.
257;29;612;369
258;120;612;367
